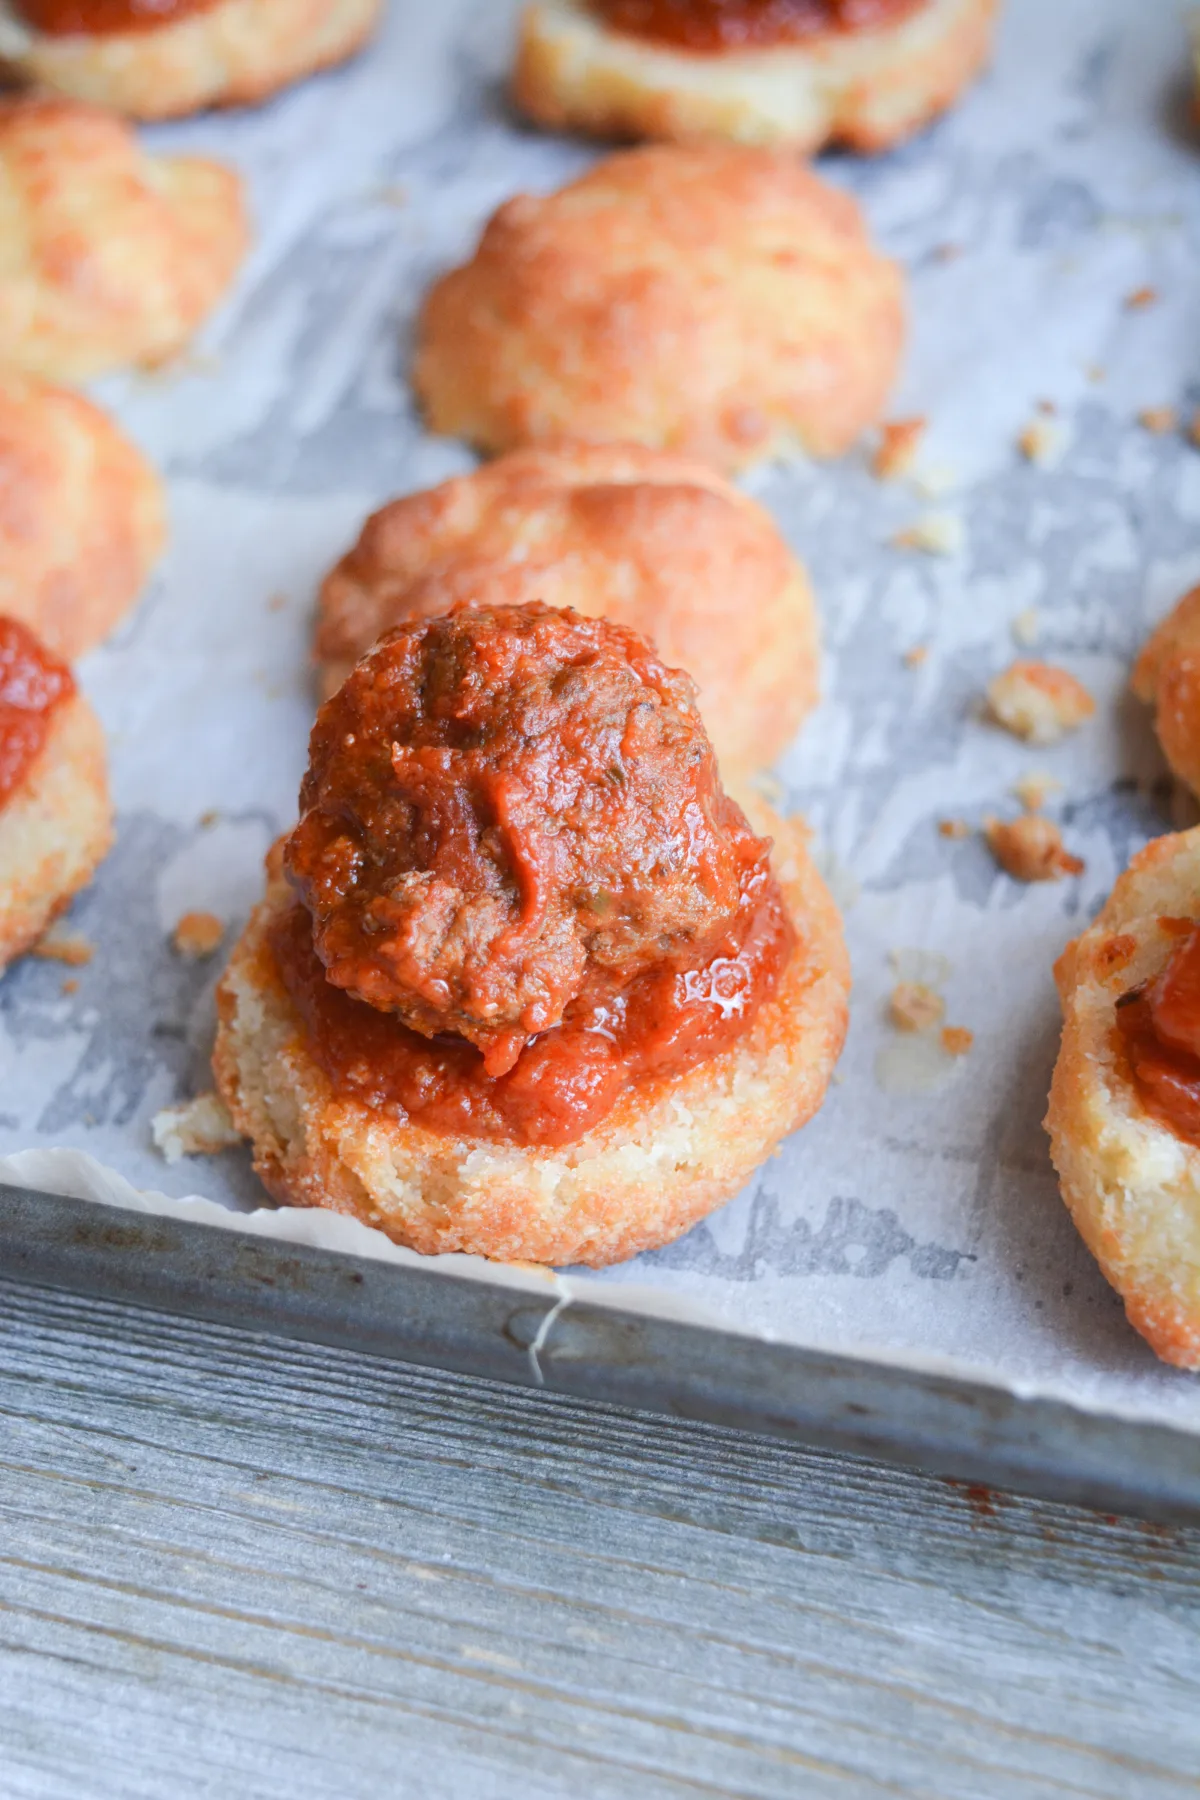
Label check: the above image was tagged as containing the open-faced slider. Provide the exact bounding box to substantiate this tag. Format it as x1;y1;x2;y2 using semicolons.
0;0;382;120
215;602;849;1266
0;615;112;970
513;0;999;155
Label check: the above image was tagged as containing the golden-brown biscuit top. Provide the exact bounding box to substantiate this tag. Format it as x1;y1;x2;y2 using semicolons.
415;143;905;472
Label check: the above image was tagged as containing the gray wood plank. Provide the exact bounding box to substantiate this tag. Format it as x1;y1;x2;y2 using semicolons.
0;1277;1196;1799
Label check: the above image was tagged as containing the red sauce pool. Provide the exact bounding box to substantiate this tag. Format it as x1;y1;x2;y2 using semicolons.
269;846;794;1148
1117;925;1200;1146
0;617;74;811
592;0;925;53
16;0;218;37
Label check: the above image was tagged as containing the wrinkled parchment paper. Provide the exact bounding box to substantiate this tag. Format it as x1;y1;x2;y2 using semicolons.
4;0;1200;1432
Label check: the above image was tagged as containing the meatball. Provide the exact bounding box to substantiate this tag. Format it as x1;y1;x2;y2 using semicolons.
284;602;762;1075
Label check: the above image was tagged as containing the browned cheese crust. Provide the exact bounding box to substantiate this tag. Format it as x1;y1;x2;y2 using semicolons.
0;691;112;969
1132;585;1200;800
0;94;249;382
513;0;998;155
0;0;382;119
0;372;165;659
315;443;820;778
1046;827;1200;1370
414;143;905;475
212;810;850;1267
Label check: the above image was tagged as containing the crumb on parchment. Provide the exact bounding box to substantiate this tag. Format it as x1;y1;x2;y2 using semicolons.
985;814;1084;882
1125;286;1158;310
893;513;963;556
199;809;220;830
903;645;928;668
1018;418;1068;467
873;416;926;480
152;1092;241;1164
939;819;971;839
941;1026;974;1057
1138;407;1177;435
30;927;93;966
171;911;224;959
1011;608;1039;647
986;660;1095;744
890;981;945;1033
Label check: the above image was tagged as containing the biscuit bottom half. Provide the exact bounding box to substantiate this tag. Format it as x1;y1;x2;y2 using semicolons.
213;811;850;1268
1047;827;1200;1370
0;0;382;120
513;0;998;155
0;693;112;970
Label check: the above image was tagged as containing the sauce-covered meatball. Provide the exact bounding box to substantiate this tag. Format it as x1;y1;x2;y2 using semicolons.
285;603;768;1076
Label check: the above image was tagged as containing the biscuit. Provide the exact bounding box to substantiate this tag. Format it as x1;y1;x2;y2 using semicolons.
213;810;850;1267
315;443;820;776
0;0;381;120
1132;585;1200;799
513;0;997;155
1046;828;1200;1370
0;95;248;382
0;689;112;971
0;372;166;659
414;144;905;474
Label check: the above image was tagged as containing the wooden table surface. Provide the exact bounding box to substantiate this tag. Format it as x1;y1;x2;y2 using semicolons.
0;1272;1197;1800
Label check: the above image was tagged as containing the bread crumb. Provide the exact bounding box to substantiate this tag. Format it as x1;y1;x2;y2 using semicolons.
939;819;971;840
985;814;1084;882
986;660;1095;744
1138;406;1177;434
198;809;220;830
1036;398;1058;416
873;417;926;480
1125;286;1158;310
61;978;78;996
267;592;287;612
1011;608;1040;647
893;513;963;556
30;927;93;966
152;1092;241;1164
1018;418;1068;467
1013;770;1063;812
903;645;928;668
941;1026;974;1057
172;911;224;959
890;981;945;1033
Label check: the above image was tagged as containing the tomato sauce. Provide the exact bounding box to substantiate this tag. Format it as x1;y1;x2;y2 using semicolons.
270;842;793;1148
15;0;217;37
0;617;73;812
1116;925;1200;1146
592;0;925;53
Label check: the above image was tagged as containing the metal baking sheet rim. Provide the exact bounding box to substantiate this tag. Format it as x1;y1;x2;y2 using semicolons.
2;1153;1198;1521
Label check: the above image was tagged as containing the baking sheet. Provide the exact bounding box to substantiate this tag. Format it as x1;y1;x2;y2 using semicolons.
2;0;1200;1440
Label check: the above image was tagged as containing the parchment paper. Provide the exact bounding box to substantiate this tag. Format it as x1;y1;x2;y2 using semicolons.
3;0;1200;1432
